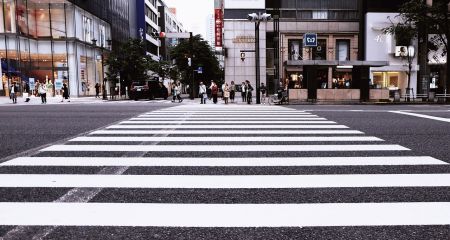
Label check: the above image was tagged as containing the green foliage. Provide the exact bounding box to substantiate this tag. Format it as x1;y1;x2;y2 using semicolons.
383;18;417;46
105;39;152;86
170;35;222;84
148;60;180;81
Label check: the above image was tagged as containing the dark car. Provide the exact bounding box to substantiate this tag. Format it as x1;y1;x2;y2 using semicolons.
129;80;168;100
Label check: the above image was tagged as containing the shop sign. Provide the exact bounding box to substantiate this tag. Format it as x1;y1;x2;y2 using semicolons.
29;78;35;89
232;36;256;43
55;79;63;90
303;33;317;47
215;9;223;47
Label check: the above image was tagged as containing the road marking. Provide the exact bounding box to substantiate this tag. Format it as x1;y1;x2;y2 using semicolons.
41;144;409;152
120;121;337;124
141;114;314;117
391;111;450;123
133;117;323;120
0;174;448;188
1;202;450;227
3;156;446;167
69;136;383;142
106;125;350;129
90;130;365;135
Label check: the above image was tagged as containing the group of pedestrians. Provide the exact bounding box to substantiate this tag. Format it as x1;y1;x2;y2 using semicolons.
199;80;263;105
8;81;70;104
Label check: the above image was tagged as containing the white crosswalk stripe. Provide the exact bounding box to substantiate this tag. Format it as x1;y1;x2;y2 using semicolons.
0;104;448;236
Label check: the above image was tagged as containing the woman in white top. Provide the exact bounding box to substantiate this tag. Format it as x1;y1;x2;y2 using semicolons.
38;82;47;104
199;82;207;104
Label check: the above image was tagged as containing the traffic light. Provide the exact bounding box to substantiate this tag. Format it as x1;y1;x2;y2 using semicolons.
240;52;246;61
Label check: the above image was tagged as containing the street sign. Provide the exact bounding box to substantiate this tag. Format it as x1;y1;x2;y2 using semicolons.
304;33;317;47
197;67;203;74
55;79;63;90
29;78;35;89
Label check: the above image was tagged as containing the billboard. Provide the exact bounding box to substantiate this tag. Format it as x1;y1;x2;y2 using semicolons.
215;8;223;47
428;34;447;64
224;0;265;9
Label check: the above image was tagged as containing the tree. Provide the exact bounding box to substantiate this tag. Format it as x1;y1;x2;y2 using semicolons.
170;35;222;86
396;0;450;94
148;60;180;83
383;16;417;99
105;39;152;90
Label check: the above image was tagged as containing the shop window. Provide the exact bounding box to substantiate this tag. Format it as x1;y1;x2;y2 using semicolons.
288;39;303;60
336;40;350;61
333;68;353;89
288;72;304;89
313;39;327;60
50;3;66;39
83;15;93;43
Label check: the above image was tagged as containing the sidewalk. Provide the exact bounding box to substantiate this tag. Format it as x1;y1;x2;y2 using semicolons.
0;95;105;106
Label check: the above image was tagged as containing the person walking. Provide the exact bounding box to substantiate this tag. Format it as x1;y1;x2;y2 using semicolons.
246;80;254;104
230;81;236;103
260;83;267;104
10;83;18;104
61;83;70;102
241;82;246;103
171;83;177;103
95;83;100;98
211;82;219;104
175;81;183;103
38;82;47;104
199;82;207;104
223;83;230;104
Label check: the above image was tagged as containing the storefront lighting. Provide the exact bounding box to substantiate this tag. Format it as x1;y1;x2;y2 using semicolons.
337;65;353;69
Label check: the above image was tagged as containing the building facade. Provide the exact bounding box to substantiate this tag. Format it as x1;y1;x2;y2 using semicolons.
158;4;185;61
0;0;126;98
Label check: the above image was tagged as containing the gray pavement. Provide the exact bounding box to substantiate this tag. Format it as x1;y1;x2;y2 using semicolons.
0;103;449;239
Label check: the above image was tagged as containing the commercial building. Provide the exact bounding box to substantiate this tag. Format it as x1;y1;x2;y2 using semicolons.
158;3;185;61
134;0;160;60
222;0;446;102
0;0;131;98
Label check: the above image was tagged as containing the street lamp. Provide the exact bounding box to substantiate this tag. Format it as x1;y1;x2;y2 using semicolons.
247;12;272;104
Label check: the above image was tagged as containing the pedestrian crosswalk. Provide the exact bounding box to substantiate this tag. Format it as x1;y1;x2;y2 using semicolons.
0;105;449;238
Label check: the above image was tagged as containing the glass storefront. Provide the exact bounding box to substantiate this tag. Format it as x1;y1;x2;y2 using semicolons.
0;0;111;97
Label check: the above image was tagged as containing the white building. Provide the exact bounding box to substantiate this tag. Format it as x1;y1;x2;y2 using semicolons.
365;12;419;95
206;14;215;48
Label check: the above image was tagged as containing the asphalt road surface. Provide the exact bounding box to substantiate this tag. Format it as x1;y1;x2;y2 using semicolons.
0;102;449;239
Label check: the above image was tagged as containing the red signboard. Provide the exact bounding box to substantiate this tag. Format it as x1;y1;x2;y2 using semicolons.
214;8;223;47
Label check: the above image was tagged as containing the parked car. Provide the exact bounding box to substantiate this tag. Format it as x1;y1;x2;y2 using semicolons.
129;80;168;100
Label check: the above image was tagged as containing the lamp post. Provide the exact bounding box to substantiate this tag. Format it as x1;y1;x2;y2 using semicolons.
247;12;272;104
103;39;112;100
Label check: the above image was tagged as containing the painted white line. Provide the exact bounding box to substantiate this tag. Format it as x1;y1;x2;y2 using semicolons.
106;125;350;129
3;156;446;167
141;114;314;117
0;174;447;188
153;110;299;113
120;121;337;124
70;136;383;142
41;144;409;152
134;117;323;120
2;202;450;227
390;111;450;123
90;130;365;135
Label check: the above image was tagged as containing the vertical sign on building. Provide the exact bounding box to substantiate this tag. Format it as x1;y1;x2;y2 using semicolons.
214;8;223;48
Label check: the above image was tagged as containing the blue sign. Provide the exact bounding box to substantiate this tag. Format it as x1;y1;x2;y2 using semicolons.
304;33;317;47
197;67;203;74
29;78;35;89
55;79;63;90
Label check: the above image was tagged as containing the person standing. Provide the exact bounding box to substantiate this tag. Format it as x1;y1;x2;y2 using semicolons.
24;82;31;103
38;82;47;104
211;82;219;104
95;83;100;98
246;80;254;104
199;82;207;104
241;82;246;103
10;83;18;104
61;83;70;102
260;83;267;104
223;83;230;104
230;81;236;103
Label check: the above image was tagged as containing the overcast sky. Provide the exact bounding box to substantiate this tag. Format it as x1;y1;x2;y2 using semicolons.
163;0;214;39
